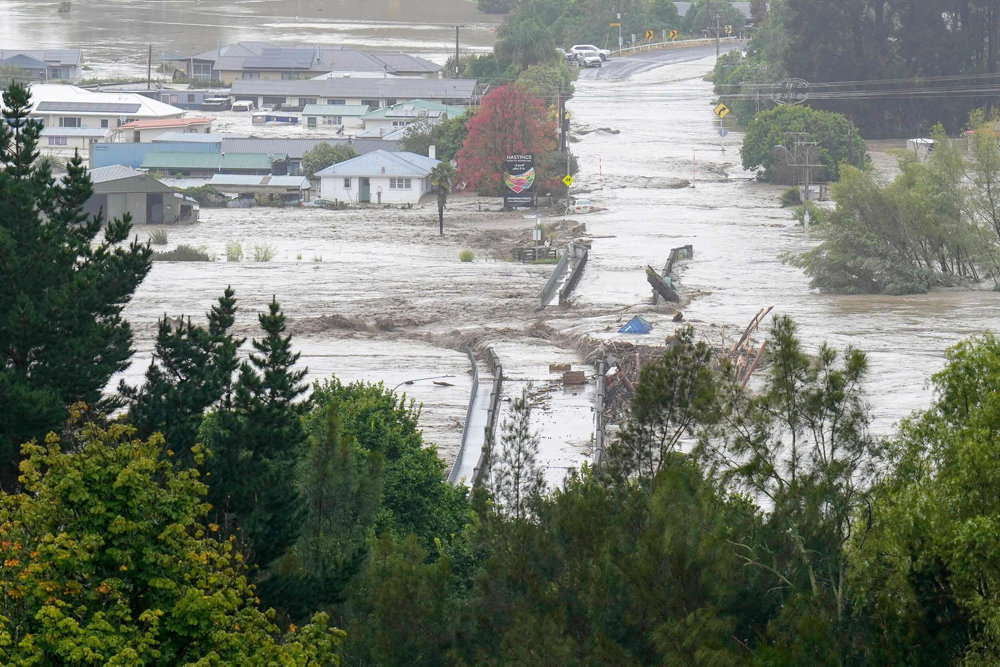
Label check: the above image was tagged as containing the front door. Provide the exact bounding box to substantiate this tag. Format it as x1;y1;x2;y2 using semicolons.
360;177;371;203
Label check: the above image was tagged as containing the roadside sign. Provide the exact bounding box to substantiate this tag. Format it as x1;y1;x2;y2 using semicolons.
644;30;655;40
725;25;733;35
562;174;574;187
610;22;620;27
713;103;730;119
718;127;729;137
669;29;678;39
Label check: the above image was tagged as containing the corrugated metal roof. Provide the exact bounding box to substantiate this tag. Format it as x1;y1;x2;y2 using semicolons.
222;137;349;160
354;126;410;140
361;99;465;120
0;49;82;67
152;132;229;143
88;164;143;183
230;77;478;100
302;104;369;116
140;152;280;170
370;53;442;74
315;149;439;178
209;174;266;186
268;175;311;188
36;101;141;114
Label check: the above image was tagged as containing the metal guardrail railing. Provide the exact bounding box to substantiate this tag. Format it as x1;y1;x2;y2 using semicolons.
472;347;503;487
654;244;694;305
448;347;480;485
559;244;589;305
593;359;606;466
610;36;743;57
538;253;569;308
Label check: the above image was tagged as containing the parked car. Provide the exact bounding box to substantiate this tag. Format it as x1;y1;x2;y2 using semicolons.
303;198;338;209
569;198;595;213
231;100;255;112
570;44;611;61
574;52;603;68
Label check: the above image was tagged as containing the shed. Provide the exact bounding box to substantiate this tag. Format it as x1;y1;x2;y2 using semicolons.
316;149;439;204
139;151;284;177
82;165;198;224
208;173;311;204
906;137;935;161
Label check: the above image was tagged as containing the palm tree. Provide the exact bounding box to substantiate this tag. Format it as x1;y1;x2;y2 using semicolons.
429;162;457;236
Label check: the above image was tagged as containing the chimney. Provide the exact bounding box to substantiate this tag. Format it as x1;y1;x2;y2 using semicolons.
428;144;436;160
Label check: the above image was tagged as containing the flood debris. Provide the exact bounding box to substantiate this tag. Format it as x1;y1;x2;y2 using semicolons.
562;370;587;386
618;316;653;334
646;266;680;302
549;362;571;372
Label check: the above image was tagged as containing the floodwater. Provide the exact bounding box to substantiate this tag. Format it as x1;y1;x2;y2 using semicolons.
564;56;1000;434
0;0;497;79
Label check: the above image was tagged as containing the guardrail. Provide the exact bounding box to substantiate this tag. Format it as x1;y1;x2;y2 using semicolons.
654;244;694;305
448;347;480;485
593;359;606;466
539;253;569;308
610;36;743;57
471;347;504;487
559;244;589;305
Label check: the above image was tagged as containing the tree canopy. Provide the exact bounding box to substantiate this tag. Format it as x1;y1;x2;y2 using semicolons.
300;143;358;179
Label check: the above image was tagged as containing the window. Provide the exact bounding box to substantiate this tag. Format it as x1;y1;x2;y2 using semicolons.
389;178;412;189
100;119;109;128
299;98;317;106
361;99;381;109
327;99;345;105
59;117;81;128
191;62;213;78
391;120;412;127
187;94;196;103
281;72;297;80
47;136;68;146
324;115;342;125
343;177;351;189
243;71;260;79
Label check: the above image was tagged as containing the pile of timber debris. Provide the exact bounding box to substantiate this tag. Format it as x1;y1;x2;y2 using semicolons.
586;307;774;425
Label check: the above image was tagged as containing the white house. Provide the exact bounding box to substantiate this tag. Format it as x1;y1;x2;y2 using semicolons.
302;104;369;131
359;99;466;135
114;117;214;143
28;84;185;135
316;149;439;204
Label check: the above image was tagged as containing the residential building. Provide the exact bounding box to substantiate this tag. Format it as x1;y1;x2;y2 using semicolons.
0;49;83;82
40;126;111;153
115;117;214;143
82;165;198;224
161;42;442;83
316;149;439;204
302;104;369;131
28;84;185;136
228;77;478;111
360;99;466;134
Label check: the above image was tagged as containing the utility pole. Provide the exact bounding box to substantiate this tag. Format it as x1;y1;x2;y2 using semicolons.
147;44;152;90
454;25;464;77
616;0;623;50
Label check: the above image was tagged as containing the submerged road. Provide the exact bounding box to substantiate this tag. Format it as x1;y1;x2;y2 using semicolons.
579;42;742;81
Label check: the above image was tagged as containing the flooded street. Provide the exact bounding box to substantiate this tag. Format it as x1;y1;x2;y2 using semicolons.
566;54;1000;434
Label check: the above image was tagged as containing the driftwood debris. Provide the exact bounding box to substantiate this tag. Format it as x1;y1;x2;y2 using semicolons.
562;370;586;386
549;362;571;372
645;266;680;302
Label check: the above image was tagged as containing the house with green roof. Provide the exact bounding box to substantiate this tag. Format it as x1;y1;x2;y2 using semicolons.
360;99;467;135
301;104;369;131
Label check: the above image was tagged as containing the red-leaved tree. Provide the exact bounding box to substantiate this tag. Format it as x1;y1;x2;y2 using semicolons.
457;85;560;194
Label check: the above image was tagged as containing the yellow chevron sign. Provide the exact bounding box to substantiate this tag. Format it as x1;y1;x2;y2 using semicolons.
714;103;730;119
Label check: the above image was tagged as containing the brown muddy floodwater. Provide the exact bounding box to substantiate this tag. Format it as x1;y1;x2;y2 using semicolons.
0;0;497;78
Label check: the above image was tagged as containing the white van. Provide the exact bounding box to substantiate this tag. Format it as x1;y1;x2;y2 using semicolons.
231;100;255;112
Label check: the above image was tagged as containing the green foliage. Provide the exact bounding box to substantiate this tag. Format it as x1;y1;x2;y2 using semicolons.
792;199;824;226
741;104;869;182
300;142;358;179
486;386;546;521
515;60;576;101
780;185;802;207
178;184;224;206
429;161;457;235
399;109;474;163
152;244;213;261
225;239;244;262
0;82;152;479
252;242;276;262
0;418;344;664
121;288;242;462
459;249;475;262
681;0;745;35
148;228;169;245
478;0;514;14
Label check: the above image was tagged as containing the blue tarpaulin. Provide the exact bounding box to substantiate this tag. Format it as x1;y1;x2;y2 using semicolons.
618;316;653;334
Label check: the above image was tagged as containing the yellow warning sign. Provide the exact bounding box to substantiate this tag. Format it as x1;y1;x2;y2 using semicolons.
713;103;730;119
644;30;655;40
562;175;574;187
669;29;679;39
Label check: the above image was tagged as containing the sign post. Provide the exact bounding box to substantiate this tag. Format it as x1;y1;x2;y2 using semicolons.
503;153;536;209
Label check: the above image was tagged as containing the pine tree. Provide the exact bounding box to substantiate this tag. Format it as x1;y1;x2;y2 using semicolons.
487;385;546;521
0;82;152;482
203;297;308;568
121;287;241;462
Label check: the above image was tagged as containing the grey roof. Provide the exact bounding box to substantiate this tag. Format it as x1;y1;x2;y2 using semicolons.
230;78;478;100
243;48;316;70
209;174;310;188
40;126;110;137
36;101;141;114
152;132;229;143
354;126;411;140
88;164;144;183
370;53;442;74
221;136;398;159
0;49;82;67
315;149;439;178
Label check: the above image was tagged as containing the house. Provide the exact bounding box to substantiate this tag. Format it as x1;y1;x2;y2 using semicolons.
139;152;284;177
161;42;442;84
40;126;111;153
360;99;466;134
82;165;198;224
0;49;83;83
302;104;369;131
316;149;439;204
28;84;185;141
114;117;214;143
220;137;402;175
228;77;478;111
208;174;311;204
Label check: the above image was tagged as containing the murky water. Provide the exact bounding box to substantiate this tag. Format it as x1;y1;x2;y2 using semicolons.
565;57;1000;434
0;0;497;78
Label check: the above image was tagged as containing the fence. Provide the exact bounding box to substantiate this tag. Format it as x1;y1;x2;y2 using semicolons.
593;359;606;466
558;244;589;305
513;247;559;263
538;253;569;308
471;348;504;488
448;347;480;485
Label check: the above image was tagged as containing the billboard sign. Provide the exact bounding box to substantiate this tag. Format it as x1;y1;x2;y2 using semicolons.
503;153;535;208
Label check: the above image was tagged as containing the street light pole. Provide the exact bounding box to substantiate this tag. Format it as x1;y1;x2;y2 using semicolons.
454;25;463;77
